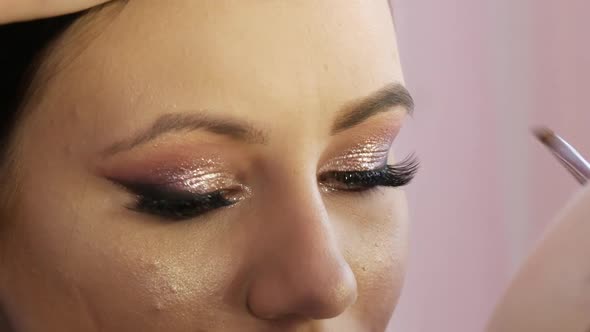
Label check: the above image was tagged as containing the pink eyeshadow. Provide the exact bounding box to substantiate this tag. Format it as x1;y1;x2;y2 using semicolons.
320;134;393;172
105;156;243;194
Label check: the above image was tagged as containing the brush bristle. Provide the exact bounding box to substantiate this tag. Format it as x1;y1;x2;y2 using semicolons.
533;127;555;145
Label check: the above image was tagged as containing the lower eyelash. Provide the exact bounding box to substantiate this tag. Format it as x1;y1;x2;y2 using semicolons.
320;154;420;191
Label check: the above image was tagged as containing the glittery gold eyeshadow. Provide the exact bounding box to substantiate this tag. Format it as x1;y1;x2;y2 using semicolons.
320;140;389;173
320;132;395;173
146;163;241;193
107;157;250;221
318;155;419;192
318;130;419;192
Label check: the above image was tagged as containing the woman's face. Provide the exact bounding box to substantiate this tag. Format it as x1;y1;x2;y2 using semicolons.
1;1;412;331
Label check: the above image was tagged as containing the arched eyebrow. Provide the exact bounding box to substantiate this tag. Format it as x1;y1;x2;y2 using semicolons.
102;83;413;156
331;82;413;134
102;112;267;156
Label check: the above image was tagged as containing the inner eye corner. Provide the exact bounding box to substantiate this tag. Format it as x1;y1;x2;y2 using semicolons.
317;171;330;181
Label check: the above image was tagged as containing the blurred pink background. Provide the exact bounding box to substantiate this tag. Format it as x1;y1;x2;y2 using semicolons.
388;0;590;331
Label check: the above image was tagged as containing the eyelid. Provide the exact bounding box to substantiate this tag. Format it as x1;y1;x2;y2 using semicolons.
110;174;250;198
106;162;244;195
166;170;242;194
113;180;250;221
99;152;238;186
319;155;419;191
319;143;391;173
319;125;398;173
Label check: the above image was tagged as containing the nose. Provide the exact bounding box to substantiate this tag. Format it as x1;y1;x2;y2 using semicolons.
246;181;358;321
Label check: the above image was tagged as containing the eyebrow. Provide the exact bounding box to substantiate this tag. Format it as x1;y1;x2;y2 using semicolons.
103;112;267;156
103;83;413;156
331;82;414;134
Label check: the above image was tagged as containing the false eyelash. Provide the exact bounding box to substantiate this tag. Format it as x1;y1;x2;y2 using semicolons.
111;155;419;221
112;180;235;221
319;154;420;191
132;190;234;220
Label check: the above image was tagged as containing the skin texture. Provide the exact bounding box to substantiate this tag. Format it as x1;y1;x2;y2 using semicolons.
0;1;410;331
0;0;112;24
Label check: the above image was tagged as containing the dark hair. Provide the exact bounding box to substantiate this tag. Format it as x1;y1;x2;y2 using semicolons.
0;13;85;160
0;15;89;328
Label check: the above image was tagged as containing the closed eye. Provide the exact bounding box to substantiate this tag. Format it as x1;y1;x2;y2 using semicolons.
111;180;242;221
318;155;419;192
107;155;418;221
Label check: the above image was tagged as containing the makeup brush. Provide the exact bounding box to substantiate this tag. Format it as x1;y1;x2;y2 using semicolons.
534;127;590;185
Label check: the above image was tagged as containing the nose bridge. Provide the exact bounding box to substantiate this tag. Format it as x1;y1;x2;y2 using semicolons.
246;174;358;320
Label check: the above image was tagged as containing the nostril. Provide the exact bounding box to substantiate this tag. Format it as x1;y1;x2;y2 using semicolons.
0;305;15;332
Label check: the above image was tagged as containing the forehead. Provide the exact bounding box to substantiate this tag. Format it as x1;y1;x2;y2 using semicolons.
34;0;403;141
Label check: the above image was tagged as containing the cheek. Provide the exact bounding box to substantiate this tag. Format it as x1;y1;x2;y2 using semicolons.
2;173;240;331
329;189;408;323
65;236;237;331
